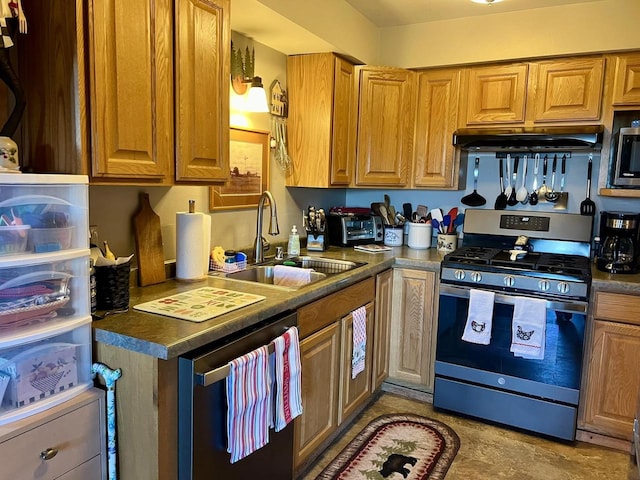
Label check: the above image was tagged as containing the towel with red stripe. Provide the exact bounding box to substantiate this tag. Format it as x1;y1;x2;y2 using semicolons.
226;345;271;463
272;326;303;432
352;306;367;379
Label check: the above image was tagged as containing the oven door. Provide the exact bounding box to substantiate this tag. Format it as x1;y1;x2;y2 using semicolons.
434;284;588;440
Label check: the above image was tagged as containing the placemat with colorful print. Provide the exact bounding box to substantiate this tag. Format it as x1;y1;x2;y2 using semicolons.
133;287;265;322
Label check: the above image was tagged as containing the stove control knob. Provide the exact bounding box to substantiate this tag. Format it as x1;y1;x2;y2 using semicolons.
454;269;466;281
504;275;515;287
538;280;550;292
557;282;570;294
470;272;482;283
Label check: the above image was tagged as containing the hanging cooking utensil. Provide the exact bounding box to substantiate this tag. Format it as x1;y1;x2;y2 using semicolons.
554;155;568;210
495;158;508;210
504;154;513;200
538;155;549;197
507;156;519;206
461;157;487;206
580;153;596;216
545;155;560;203
516;155;529;204
529;154;540;206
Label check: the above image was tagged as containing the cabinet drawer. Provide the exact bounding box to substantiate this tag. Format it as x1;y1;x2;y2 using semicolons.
594;292;640;326
0;396;102;480
298;278;375;338
57;455;102;480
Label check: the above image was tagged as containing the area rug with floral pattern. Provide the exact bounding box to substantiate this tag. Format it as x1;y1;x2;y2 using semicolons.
317;413;460;480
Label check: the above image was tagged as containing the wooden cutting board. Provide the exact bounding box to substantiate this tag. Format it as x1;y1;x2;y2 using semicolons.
133;192;166;286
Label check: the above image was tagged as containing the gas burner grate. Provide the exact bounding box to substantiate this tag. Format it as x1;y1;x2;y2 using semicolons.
444;246;501;265
536;254;591;276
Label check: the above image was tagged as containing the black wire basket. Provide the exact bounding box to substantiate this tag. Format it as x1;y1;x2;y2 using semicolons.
95;261;131;310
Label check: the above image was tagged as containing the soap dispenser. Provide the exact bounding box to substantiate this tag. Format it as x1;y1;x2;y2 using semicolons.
288;225;300;256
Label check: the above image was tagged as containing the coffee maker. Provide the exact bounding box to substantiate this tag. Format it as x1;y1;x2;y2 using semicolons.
597;211;640;274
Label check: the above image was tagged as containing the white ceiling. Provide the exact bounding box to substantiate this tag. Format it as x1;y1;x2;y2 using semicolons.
343;0;602;27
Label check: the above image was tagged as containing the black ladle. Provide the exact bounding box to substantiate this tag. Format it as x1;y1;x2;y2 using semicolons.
507;156;519;206
461;157;487;207
495;158;507;210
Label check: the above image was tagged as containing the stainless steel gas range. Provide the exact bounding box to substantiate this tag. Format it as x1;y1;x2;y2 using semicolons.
434;209;593;441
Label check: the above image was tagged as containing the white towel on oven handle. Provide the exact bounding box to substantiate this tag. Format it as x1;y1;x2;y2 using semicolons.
510;296;547;360
461;289;495;345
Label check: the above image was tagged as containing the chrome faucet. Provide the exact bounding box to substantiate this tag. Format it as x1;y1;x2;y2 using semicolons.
253;190;279;263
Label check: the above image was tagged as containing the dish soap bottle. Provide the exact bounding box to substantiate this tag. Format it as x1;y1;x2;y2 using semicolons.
288;225;300;256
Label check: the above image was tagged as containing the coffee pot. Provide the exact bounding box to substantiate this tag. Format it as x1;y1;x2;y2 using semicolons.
597;211;640;274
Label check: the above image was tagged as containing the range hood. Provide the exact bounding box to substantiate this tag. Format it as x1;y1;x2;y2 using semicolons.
453;125;604;152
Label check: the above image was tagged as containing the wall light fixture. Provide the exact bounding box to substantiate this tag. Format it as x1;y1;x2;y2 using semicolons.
230;41;269;113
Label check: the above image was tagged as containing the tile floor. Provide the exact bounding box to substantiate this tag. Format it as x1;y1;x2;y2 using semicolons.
302;390;639;480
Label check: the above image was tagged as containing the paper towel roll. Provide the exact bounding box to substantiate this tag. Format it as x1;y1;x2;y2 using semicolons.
176;212;211;281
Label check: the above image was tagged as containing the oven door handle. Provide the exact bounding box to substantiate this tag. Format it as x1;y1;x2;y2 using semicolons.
439;284;588;314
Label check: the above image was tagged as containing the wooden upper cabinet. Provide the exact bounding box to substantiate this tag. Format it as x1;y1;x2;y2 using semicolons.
413;69;461;188
529;57;604;122
175;0;230;182
286;53;355;188
355;66;415;187
88;0;174;183
611;53;640;106
465;63;528;125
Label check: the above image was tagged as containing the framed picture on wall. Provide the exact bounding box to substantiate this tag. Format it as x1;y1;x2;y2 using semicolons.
209;127;270;210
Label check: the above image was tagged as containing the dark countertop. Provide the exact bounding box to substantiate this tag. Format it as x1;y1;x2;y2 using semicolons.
93;245;640;360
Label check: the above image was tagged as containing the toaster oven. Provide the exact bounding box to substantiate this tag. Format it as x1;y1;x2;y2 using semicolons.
326;213;384;246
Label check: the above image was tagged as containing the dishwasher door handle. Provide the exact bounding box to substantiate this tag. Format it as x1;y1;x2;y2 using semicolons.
194;323;296;387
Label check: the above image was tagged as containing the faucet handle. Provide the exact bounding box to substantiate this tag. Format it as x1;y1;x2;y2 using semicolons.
261;236;271;252
275;246;284;260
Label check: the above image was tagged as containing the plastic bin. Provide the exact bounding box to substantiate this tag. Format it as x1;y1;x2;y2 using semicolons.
27;226;74;253
0;225;30;255
0;342;80;408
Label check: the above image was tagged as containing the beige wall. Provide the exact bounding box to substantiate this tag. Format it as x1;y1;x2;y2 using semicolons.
380;0;640;68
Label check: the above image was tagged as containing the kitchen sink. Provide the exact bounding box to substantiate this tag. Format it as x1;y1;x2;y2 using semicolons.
223;256;367;289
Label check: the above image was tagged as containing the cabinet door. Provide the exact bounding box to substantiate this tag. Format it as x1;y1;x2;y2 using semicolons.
413;69;461;188
286;53;355;188
529;57;604;122
88;0;174;183
330;56;356;185
582;319;640;439
339;302;374;423
355;66;414;186
389;268;436;389
372;269;392;390
175;0;230;182
294;322;341;469
465;64;528;125
612;53;640;106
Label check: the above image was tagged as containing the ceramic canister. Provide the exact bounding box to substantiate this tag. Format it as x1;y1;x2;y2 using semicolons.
407;222;432;249
384;225;404;246
437;233;458;253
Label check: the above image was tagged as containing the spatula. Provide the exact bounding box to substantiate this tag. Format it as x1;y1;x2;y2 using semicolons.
580;154;596;216
495;158;508;210
507;156;519;206
554;155;568;210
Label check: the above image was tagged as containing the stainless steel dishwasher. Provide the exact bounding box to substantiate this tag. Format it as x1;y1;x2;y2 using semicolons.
178;311;297;479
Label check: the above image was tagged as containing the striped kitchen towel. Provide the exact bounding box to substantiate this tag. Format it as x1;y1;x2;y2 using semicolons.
352;306;367;379
226;345;271;463
273;326;303;432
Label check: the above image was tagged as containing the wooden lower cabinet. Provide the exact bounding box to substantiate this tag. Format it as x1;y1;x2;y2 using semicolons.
339;302;375;423
294;277;378;471
389;268;437;390
0;389;106;480
294;322;341;469
581;291;640;442
372;269;392;390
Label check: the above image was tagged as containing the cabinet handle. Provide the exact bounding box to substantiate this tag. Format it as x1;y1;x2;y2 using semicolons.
40;448;59;461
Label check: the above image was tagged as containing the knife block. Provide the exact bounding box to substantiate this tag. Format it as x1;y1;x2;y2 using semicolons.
307;233;326;251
